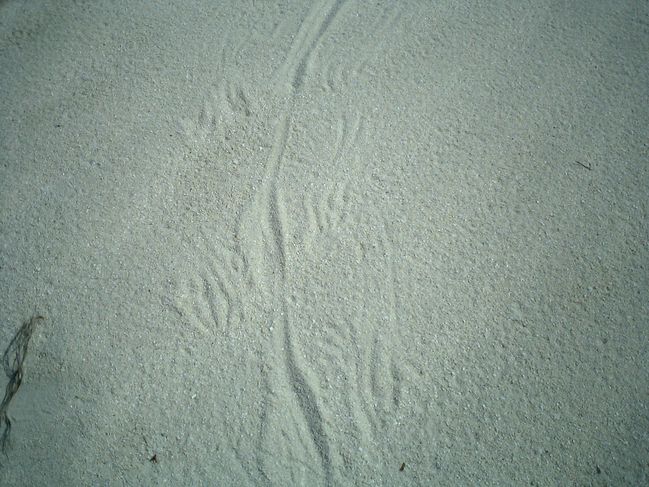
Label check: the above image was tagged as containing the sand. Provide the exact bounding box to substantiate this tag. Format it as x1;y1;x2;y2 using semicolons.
1;0;648;485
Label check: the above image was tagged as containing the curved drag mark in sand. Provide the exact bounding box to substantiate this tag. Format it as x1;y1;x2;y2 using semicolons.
169;0;404;482
248;1;349;482
247;112;402;482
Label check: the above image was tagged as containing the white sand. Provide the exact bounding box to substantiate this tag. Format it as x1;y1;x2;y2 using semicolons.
1;0;648;485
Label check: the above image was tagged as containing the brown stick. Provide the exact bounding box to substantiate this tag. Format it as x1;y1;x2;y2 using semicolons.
0;315;44;455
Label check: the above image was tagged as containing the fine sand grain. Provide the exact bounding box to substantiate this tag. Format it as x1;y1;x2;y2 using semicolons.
1;1;648;485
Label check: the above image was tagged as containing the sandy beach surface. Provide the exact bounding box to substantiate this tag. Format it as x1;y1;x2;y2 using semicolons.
1;1;648;485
